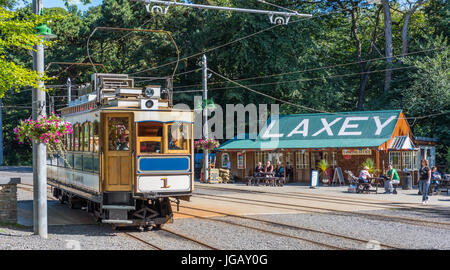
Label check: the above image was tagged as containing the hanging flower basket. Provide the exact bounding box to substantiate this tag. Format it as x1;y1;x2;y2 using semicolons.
194;139;220;151
13;112;73;165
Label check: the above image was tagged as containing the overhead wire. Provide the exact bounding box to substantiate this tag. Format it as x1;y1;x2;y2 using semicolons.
127;8;348;76
172;47;447;90
173;65;417;93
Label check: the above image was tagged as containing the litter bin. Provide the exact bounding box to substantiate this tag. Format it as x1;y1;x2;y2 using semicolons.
402;172;412;190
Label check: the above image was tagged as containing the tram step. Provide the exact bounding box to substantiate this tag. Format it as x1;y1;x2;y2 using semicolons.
102;205;136;210
102;219;133;224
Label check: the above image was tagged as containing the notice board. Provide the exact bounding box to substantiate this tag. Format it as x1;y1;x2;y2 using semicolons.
310;170;319;188
332;167;345;185
209;168;220;183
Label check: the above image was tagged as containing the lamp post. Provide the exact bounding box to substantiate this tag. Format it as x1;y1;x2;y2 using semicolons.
32;1;56;238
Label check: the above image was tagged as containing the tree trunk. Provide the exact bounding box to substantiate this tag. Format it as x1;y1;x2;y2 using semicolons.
383;0;393;93
401;0;423;57
357;6;382;110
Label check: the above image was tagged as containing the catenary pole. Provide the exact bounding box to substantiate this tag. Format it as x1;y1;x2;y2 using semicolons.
202;55;209;183
32;0;47;238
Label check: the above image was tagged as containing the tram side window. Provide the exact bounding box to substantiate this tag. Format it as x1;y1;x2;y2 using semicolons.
137;122;162;154
74;124;80;151
108;117;130;151
83;123;89;152
167;123;190;153
92;121;99;152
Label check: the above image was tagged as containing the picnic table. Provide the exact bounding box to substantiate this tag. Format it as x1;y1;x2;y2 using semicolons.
356;177;385;194
246;172;285;187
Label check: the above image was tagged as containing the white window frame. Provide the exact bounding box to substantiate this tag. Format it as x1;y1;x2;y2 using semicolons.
237;152;246;169
221;153;230;168
295;151;309;169
389;151;402;169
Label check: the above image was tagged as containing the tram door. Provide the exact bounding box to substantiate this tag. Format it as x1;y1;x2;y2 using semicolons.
103;113;133;191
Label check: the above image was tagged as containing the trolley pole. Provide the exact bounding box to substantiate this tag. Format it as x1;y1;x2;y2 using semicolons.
32;0;48;238
202;54;209;183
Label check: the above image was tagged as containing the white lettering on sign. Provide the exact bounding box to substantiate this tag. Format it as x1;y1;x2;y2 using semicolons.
312;118;342;136
338;117;369;136
287;119;309;137
261;115;398;139
373;116;396;135
261;121;284;138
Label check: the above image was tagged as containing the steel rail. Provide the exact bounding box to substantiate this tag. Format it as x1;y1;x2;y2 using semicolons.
197;185;450;215
176;211;345;250
123;232;163;250
178;205;402;250
192;192;450;230
161;228;221;250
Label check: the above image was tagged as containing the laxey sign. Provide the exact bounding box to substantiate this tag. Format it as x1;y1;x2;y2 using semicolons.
218;110;409;150
260;111;400;140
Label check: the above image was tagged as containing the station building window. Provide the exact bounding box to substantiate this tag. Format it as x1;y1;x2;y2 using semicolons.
221;153;230;168
389;151;402;169
237;152;245;169
295;151;309;169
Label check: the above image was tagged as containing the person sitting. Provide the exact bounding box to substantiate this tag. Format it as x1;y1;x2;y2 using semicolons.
254;162;264;177
358;166;371;184
384;164;400;194
431;166;441;193
275;162;285;178
265;161;274;176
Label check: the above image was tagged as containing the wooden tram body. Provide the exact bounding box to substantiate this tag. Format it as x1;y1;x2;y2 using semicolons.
47;73;194;228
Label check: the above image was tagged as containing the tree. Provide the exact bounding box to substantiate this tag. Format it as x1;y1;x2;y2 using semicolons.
0;6;53;97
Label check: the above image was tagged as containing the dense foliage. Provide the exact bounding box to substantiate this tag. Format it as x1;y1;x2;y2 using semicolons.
1;0;449;169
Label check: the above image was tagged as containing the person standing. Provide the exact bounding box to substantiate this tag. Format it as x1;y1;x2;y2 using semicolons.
418;159;432;205
384;164;400;194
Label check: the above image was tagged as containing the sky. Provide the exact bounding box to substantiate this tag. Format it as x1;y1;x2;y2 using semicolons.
16;0;104;12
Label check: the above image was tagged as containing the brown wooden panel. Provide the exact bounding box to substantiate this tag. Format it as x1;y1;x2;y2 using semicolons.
120;156;130;185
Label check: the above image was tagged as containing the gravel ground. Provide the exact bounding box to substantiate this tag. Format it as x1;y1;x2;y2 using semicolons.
2;210;449;250
2;177;448;250
0;224;152;250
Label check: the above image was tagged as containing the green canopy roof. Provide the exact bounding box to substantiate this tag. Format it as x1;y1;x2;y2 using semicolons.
219;110;402;150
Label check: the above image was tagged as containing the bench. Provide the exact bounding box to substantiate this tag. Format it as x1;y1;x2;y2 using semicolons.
246;176;285;186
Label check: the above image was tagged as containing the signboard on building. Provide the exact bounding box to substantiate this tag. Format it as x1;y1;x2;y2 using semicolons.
342;149;372;155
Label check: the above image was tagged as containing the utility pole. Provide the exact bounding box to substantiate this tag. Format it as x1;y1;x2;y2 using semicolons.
66;77;71;106
0;99;3;165
202;54;209;183
32;0;47;238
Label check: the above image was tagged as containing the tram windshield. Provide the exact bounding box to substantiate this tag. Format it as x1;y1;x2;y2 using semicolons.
167;123;190;152
137;122;190;154
138;122;163;154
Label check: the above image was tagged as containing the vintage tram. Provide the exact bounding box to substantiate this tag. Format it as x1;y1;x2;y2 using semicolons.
47;73;193;229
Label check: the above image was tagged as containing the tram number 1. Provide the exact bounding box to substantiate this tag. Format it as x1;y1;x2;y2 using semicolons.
160;177;171;189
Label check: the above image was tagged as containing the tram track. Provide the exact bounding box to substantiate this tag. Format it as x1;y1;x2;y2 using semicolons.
123;228;220;250
177;205;402;250
198;185;449;214
192;191;450;230
123;232;163;250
